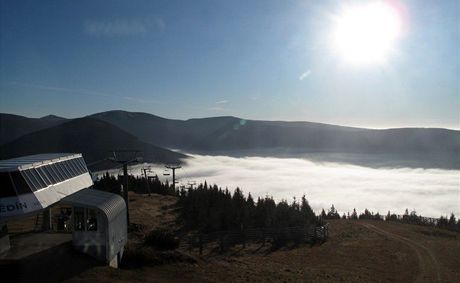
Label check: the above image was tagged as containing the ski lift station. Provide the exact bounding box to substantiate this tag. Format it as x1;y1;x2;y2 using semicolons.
0;153;127;268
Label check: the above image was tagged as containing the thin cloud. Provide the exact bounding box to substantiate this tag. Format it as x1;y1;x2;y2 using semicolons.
209;106;224;111
299;70;312;80
3;81;157;104
215;100;228;104
5;81;111;98
83;16;165;37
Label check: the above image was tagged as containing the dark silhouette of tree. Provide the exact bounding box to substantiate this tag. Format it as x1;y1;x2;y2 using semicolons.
175;182;317;233
350;208;358;220
326;204;340;219
320;208;327;219
448;213;456;228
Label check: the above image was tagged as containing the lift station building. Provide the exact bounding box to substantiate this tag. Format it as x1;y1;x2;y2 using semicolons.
0;153;127;267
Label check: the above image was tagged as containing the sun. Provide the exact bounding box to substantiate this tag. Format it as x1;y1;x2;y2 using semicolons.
331;1;403;66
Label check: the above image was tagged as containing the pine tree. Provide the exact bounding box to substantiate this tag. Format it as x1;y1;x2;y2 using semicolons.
448;213;456;228
351;208;358;220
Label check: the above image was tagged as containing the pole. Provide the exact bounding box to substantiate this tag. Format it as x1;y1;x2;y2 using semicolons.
109;150;140;227
123;163;130;226
142;168;151;196
172;168;176;191
165;165;181;191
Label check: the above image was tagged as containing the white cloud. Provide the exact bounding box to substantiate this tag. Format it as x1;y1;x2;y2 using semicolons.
299;70;312;80
215;100;228;104
209;106;224;111
3;81;156;104
83;17;165;37
124;154;460;218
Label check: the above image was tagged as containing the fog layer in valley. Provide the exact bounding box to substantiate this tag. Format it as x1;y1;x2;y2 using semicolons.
115;154;459;218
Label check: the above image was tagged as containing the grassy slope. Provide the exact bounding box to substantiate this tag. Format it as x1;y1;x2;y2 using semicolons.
66;193;460;283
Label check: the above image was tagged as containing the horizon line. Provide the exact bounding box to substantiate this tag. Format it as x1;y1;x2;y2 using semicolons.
1;109;459;132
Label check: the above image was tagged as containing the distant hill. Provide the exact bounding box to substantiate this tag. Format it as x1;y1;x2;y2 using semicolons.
3;110;459;169
0;113;68;145
90;110;460;153
0;117;186;170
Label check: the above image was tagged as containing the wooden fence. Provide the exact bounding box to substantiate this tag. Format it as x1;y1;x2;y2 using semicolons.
179;223;329;254
386;214;459;232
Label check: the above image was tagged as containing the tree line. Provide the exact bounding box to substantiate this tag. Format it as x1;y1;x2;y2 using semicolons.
177;182;317;233
93;172;177;196
93;173;459;233
93;173;318;234
320;204;460;232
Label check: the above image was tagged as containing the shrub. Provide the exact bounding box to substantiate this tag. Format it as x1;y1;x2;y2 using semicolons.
144;229;179;250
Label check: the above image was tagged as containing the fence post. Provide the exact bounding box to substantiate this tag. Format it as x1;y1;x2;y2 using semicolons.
219;232;224;253
199;234;203;255
262;228;266;247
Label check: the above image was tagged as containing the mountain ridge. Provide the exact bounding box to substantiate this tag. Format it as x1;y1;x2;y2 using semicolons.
0;113;68;145
1;110;459;169
0;117;186;170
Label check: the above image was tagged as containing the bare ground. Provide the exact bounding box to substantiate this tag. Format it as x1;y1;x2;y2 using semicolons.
3;192;459;282
66;193;460;282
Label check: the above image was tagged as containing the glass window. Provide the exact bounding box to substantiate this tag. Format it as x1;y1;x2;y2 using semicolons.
36;167;51;186
87;209;98;231
50;163;64;182
22;169;40;191
0;172;16;197
22;170;38;191
30;169;46;189
42;165;57;184
72;158;84;174
57;161;71;179
76;158;88;173
74;207;85;231
64;160;77;177
12;171;31;194
70;159;83;175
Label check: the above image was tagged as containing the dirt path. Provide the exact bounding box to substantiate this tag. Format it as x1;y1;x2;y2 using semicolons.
360;222;441;283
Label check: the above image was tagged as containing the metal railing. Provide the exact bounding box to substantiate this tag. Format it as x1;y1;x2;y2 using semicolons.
178;223;329;254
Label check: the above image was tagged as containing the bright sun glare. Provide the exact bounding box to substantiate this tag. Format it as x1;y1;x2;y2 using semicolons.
332;1;403;66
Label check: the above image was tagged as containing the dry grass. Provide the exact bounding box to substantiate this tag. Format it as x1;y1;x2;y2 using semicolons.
61;193;460;282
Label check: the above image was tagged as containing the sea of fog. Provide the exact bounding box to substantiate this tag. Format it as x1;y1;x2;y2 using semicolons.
101;154;460;218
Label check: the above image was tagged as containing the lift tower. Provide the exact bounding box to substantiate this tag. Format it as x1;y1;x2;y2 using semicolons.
165;164;181;191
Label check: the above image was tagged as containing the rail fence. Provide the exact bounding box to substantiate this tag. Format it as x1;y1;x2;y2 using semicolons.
179;223;329;254
351;213;459;232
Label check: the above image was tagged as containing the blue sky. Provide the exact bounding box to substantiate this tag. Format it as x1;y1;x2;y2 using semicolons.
0;0;459;129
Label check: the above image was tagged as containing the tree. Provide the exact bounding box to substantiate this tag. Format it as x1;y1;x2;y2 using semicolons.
448;213;456;228
351;208;358;220
327;204;340;219
320;208;327;219
300;195;315;223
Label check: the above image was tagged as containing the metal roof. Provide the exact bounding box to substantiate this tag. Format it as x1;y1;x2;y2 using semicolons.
0;153;83;172
62;188;126;223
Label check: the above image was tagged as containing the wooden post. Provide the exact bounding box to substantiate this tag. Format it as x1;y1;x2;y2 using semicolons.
219;233;224;253
199;234;203;255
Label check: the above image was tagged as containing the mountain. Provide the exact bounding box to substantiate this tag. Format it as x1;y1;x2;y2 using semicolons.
90;110;460;153
0;113;68;145
90;110;460;169
0;117;186;170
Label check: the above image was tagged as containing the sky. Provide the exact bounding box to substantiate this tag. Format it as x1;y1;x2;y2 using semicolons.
0;0;459;129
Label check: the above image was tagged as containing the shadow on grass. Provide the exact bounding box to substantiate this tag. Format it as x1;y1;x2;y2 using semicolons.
0;242;102;283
